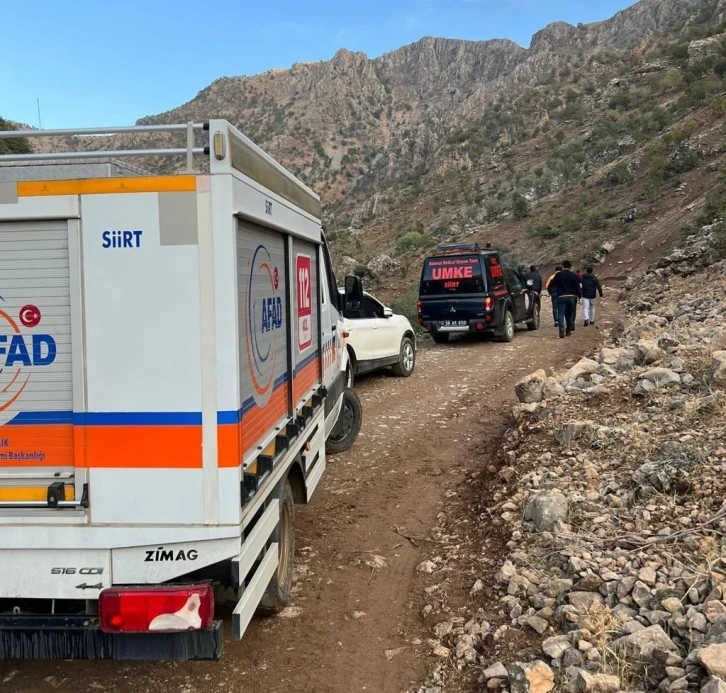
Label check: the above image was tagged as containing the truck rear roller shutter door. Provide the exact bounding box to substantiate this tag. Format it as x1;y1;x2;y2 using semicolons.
0;221;75;505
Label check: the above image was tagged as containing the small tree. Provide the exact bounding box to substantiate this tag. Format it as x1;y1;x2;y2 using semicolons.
0;118;31;155
512;194;530;220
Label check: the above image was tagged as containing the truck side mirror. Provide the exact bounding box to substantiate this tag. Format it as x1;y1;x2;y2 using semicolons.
344;275;363;313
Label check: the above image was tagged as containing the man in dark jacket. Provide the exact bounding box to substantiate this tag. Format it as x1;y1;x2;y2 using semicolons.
581;266;604;327
546;265;562;327
551;260;581;338
527;265;543;294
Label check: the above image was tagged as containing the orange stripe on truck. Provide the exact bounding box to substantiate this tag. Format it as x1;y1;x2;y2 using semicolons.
17;176;197;197
83;425;203;469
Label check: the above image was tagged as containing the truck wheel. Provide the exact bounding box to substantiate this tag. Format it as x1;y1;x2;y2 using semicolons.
527;304;540;331
326;389;362;455
257;479;295;615
391;336;415;377
499;310;515;343
432;332;449;344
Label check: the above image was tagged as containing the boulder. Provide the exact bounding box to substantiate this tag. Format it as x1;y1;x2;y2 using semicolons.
599;347;634;371
710;351;726;388
483;662;509;680
524;492;568;532
613;625;677;662
701;677;726;693
700;644;726;679
542;634;570;660
515;370;548;404
563;359;599;385
568;592;605;612
543;377;566;400
576;670;620;693
640;368;682;389
635;339;664;365
508;661;555;693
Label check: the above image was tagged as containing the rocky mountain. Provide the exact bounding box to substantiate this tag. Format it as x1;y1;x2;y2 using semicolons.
14;0;726;304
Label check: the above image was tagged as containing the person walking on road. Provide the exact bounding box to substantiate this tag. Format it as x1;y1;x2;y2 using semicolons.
551;260;581;338
546;265;562;327
527;265;543;294
581;266;603;327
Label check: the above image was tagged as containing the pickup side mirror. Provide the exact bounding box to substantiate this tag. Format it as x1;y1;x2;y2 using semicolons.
344;275;363;313
383;307;393;318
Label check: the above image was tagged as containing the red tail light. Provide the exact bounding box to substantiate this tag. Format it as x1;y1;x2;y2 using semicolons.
99;585;214;634
484;297;493;311
416;301;422;313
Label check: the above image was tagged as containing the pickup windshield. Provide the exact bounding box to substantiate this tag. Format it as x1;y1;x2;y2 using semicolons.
420;255;486;295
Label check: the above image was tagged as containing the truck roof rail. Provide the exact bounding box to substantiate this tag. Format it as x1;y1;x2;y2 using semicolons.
0;119;322;218
0;122;207;173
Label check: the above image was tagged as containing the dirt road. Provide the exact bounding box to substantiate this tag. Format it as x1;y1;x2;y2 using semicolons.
1;313;610;693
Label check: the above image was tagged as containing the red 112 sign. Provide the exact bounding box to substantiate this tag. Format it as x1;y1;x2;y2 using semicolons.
296;254;312;350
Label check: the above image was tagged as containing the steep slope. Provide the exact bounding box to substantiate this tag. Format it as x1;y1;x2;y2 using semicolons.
18;0;726;305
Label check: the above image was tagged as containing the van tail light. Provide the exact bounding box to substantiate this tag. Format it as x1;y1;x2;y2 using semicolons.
484;297;493;311
99;585;214;634
416;301;422;314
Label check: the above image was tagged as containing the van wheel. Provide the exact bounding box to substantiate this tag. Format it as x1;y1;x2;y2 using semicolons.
432;332;449;344
391;337;415;377
527;304;540;331
326;389;362;455
257;479;295;615
499;310;515;343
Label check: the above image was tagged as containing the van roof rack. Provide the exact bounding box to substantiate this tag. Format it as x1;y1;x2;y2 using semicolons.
434;242;480;254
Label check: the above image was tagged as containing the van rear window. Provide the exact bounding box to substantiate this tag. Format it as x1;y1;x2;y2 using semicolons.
420;255;485;295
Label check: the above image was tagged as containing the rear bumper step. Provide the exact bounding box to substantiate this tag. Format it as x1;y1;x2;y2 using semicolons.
0;615;223;660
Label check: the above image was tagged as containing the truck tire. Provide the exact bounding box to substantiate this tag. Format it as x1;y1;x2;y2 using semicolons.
432;332;449;344
391;336;415;377
527;303;540;331
325;389;362;455
257;478;295;615
499;310;515;343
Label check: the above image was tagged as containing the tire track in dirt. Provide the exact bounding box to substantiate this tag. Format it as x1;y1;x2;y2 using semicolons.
1;316;611;693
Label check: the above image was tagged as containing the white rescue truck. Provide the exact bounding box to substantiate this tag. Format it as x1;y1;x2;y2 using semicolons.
0;120;363;660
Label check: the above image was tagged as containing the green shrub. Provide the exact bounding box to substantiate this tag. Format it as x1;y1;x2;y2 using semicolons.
512;194;530;220
607;162;632;186
712;222;726;260
527;224;559;239
395;231;431;255
390;287;422;333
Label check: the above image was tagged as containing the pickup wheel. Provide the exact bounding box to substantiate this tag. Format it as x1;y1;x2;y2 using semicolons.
326;389;362;455
257;478;295;615
499;310;515;343
391;336;415;377
527;303;541;331
432;332;449;344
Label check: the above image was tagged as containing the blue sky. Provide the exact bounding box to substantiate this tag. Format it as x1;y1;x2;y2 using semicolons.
2;0;636;129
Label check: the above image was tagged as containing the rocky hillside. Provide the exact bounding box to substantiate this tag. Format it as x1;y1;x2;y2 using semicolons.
17;0;726;300
409;220;726;692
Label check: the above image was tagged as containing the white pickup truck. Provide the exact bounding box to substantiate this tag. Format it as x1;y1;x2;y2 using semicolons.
338;289;417;387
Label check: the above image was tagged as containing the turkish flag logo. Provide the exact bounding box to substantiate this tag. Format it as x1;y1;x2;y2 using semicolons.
19;304;41;328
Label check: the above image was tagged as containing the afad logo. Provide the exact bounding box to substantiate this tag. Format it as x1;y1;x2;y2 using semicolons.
245;245;283;407
0;300;56;424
